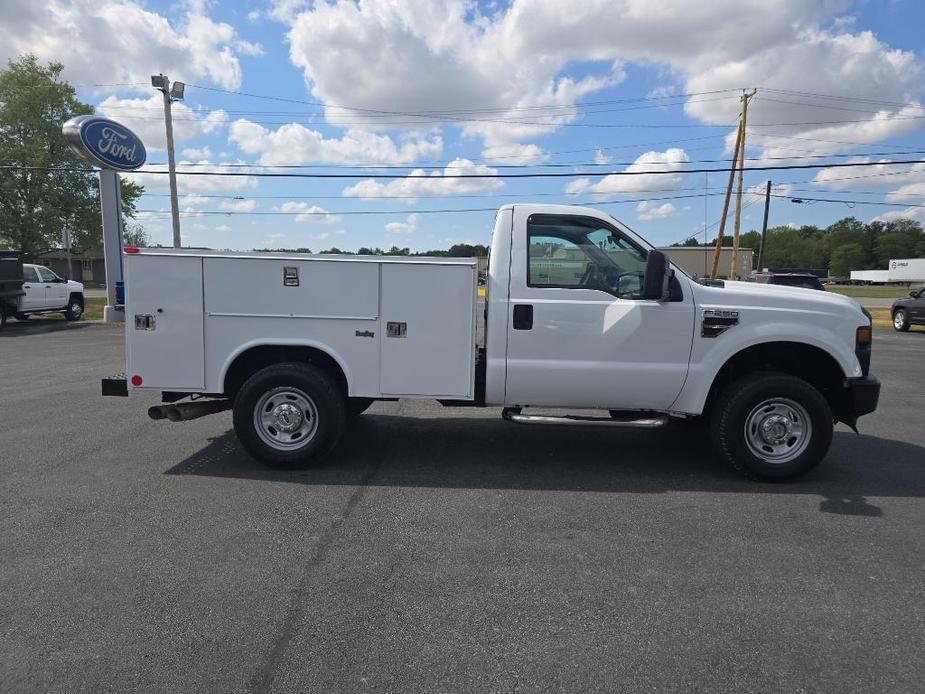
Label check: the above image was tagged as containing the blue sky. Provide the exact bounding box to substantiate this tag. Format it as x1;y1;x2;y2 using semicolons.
3;0;925;251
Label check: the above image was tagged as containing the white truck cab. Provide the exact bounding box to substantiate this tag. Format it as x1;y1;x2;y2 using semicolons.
103;204;880;480
0;260;85;327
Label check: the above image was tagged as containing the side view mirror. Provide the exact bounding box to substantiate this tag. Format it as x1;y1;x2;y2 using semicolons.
911;290;917;297
642;250;674;301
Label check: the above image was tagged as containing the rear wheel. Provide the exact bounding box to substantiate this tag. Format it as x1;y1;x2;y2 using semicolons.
232;362;346;469
893;309;910;332
0;303;6;329
711;372;833;481
64;296;83;321
14;313;30;320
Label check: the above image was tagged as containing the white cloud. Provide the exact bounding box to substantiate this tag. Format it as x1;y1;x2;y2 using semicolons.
311;232;330;241
871;207;925;224
334;229;347;235
343;159;503;203
594;149;612;165
480;144;549;165
218;199;256;212
0;0;258;90
276;0;922;155
215;224;232;232
125;161;258;194
566;149;690;196
95;95;228;152
636;201;679;221
278;202;341;224
228;120;443;165
386;214;418;234
182;146;213;160
813;160;925;190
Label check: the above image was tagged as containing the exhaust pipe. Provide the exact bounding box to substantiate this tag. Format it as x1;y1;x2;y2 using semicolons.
147;405;169;420
165;399;233;422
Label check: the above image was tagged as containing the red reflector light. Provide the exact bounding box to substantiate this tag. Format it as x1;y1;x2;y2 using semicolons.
124;246;140;254
130;375;143;387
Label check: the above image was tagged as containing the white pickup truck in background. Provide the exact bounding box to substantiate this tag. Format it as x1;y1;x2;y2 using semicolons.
0;258;85;328
103;204;880;480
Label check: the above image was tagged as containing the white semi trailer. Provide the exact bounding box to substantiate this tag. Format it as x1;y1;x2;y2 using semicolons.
103;204;880;480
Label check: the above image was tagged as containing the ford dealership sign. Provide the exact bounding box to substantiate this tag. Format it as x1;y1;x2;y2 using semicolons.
63;115;146;171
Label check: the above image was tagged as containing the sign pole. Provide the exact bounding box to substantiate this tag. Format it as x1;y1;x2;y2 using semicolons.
99;169;125;321
63;114;147;324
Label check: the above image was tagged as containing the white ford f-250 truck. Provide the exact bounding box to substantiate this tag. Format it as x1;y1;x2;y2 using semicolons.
102;204;880;480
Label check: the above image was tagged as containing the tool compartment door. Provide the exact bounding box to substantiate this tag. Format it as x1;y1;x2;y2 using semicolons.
125;255;205;390
379;263;475;398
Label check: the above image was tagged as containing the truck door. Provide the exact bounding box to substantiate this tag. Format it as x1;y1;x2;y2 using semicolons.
504;210;695;411
20;266;44;311
36;266;68;309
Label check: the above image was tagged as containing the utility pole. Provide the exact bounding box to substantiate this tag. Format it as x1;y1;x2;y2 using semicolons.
709;113;744;279
729;88;756;280
151;74;185;248
757;179;772;270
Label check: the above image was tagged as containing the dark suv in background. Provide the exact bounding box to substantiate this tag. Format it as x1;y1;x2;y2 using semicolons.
751;272;825;291
891;287;925;331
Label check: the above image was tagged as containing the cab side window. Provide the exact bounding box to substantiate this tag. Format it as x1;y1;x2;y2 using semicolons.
23;266;39;283
527;214;647;299
36;266;58;283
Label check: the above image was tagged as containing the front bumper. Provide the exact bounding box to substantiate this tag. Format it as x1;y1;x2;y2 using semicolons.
836;375;880;429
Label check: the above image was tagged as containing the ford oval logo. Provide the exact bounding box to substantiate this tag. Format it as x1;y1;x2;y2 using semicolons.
62;115;146;171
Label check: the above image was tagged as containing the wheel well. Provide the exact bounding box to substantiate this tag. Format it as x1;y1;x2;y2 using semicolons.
69;292;84;303
223;345;347;398
704;342;846;416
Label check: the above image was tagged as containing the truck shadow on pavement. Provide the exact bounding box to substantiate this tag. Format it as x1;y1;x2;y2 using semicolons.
166;415;925;517
0;318;98;337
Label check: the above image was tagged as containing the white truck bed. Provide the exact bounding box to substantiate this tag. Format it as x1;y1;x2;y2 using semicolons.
124;250;478;399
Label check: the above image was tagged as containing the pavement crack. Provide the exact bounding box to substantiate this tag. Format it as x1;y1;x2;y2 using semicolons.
246;420;390;694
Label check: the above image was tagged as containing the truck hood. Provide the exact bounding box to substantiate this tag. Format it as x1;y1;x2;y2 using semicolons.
692;279;866;321
67;279;84;293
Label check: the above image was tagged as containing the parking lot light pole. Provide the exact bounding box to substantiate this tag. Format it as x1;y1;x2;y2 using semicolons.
151;74;184;248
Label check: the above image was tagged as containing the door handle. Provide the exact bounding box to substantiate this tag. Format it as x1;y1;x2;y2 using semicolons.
23;284;31;289
513;304;533;330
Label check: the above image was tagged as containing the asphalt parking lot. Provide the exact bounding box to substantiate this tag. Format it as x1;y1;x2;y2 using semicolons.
1;320;923;693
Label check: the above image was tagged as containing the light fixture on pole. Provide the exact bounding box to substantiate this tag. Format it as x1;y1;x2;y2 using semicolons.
151;73;184;248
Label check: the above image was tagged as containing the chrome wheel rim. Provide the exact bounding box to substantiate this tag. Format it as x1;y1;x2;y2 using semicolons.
253;387;319;451
744;397;812;464
71;302;82;318
894;312;905;329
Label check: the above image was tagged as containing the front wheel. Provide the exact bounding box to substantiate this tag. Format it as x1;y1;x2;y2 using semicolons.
893;309;910;332
64;296;83;321
232;362;346;469
711;372;833;481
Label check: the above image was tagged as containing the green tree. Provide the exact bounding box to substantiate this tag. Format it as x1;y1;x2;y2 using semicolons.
829;242;866;277
0;54;143;255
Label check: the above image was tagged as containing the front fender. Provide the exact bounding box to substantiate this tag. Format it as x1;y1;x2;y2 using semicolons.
671;318;861;415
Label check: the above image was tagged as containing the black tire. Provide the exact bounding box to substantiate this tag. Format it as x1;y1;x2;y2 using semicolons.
232;362;346;470
64;295;84;321
893;309;910;332
710;372;833;481
0;303;6;329
14;313;30;320
348;398;374;418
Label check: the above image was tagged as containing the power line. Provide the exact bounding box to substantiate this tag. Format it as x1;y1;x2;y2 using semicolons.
771;194;925;209
136;149;925;170
5;158;924;179
134;192;733;217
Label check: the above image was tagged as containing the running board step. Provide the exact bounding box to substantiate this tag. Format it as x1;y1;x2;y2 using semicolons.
502;408;667;428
